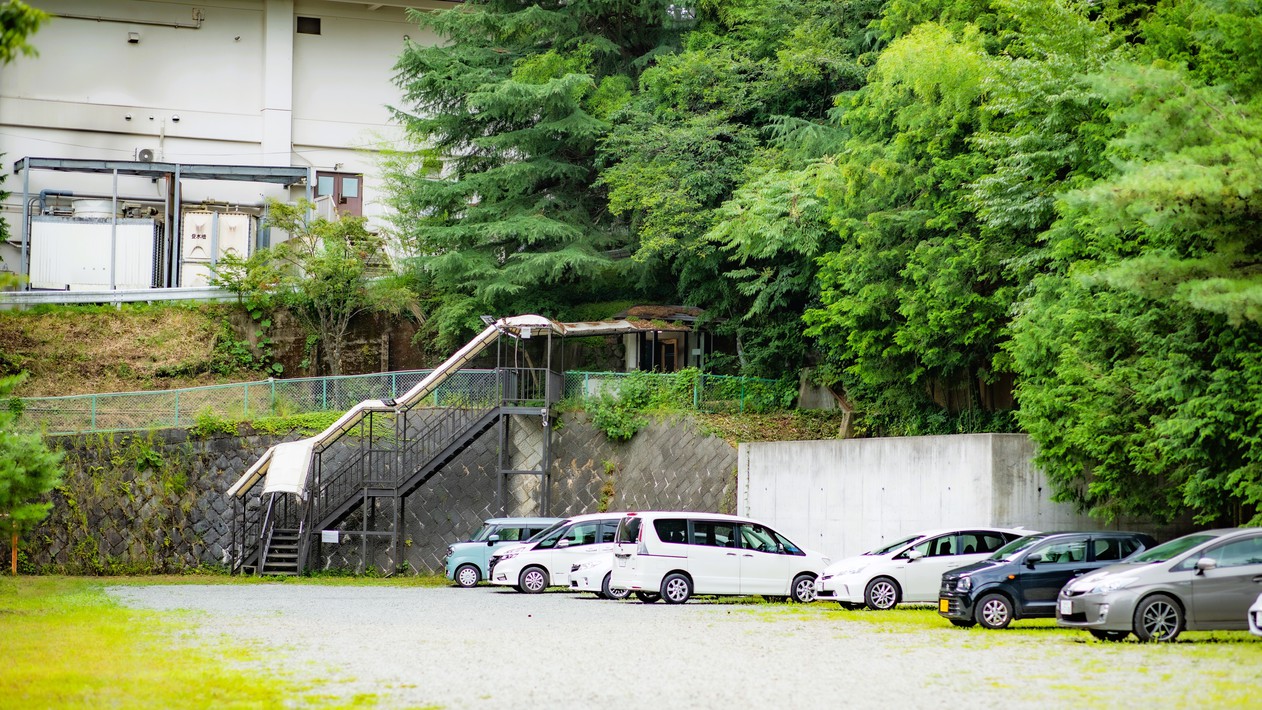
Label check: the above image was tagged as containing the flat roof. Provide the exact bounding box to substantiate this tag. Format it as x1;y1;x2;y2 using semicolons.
13;157;309;185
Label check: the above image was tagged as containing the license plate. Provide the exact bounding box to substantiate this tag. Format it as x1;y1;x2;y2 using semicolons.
617;558;626;567
1059;599;1073;616
938;599;950;613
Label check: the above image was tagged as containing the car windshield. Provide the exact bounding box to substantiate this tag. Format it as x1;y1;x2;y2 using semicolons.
866;534;923;556
1126;533;1219;564
470;524;495;542
527;521;566;543
987;534;1046;561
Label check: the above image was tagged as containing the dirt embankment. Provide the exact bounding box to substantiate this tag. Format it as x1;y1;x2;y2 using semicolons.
0;304;254;397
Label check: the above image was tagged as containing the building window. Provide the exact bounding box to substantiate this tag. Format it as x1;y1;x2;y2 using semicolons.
297;17;321;35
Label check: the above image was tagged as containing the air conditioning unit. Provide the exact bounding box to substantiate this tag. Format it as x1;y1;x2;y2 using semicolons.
136;147;155;162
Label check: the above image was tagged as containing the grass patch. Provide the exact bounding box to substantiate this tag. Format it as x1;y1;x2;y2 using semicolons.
0;575;446;708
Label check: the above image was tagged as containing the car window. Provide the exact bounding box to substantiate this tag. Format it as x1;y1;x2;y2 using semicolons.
654;518;688;544
599;520;619;543
1129;533;1218;564
534;523;570;549
740;525;778;552
526;522;564;542
1092;536;1141;562
769;528;803;555
960;532;1009;554
988;535;1046;561
494;526;524;542
691;521;738;547
1202;536;1262;568
470;524;495;542
561;522;601;547
616;517;643;544
1031;539;1087;564
867;534;924;556
908;535;956;557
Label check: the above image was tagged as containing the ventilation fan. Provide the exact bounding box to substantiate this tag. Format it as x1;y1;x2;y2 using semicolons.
136;148;155;162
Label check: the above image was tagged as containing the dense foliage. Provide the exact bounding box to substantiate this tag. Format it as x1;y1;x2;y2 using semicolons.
392;0;1262;524
212;199;416;376
0;374;63;570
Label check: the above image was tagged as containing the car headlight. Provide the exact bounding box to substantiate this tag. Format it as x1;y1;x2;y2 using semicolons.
496;550;520;561
825;563;869;578
445;546;453;558
956;576;972;592
1089;576;1137;595
574;559;602;572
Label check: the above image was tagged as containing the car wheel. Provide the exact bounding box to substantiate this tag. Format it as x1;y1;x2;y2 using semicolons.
603;573;631;601
454;564;480;588
864;576;901;611
1133;594;1183;642
635;591;661;604
1089;629;1130;642
661;573;692;604
519;566;549;594
976;593;1014;629
838;602;864;610
949;619;976;628
790;574;817;603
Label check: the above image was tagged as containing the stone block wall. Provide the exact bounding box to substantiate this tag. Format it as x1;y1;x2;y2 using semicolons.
3;413;738;575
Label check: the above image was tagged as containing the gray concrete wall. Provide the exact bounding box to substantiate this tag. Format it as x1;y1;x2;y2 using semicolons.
738;434;1106;561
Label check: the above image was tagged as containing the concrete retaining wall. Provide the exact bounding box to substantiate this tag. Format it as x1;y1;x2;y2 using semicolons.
738;434;1159;560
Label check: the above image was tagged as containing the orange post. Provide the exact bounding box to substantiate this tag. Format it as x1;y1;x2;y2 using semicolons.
10;532;16;575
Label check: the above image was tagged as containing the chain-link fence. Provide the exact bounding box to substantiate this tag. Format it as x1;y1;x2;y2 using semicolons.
11;369;790;436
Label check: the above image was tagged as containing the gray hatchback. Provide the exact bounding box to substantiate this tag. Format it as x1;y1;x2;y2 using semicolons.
1057;528;1262;642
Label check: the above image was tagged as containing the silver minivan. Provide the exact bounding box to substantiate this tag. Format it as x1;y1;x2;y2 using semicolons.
1057;528;1262;642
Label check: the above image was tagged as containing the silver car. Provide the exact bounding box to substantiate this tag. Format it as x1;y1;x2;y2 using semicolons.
1057;528;1262;642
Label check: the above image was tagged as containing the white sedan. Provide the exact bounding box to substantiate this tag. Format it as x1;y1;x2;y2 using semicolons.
569;551;630;600
815;527;1031;610
489;513;625;593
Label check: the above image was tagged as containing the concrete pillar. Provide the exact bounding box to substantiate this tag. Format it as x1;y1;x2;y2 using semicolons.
262;0;294;166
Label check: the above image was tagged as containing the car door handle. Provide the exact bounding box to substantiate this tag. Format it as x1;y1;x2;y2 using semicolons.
1252;575;1262;583
726;552;738;557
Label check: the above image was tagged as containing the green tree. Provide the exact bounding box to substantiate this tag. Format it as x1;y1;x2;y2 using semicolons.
0;373;63;574
213;199;417;376
0;0;49;249
1007;0;1262;525
386;0;684;347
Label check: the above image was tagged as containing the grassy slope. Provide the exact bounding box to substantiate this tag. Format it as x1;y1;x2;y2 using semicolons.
0;304;259;397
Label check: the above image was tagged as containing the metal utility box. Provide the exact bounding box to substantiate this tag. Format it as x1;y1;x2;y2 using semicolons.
179;211;254;286
29;217;160;290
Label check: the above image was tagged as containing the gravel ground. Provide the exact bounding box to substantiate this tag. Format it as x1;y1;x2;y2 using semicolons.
107;585;1260;709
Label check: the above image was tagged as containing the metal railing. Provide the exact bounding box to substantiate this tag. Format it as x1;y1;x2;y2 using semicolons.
12;369;789;436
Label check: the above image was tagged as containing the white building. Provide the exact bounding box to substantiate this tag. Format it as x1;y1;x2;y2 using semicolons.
0;0;452;291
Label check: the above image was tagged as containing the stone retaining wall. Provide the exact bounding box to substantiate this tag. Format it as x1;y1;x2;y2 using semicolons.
4;413;738;575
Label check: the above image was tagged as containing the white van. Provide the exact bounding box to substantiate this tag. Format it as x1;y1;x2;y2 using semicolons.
609;512;830;604
488;512;627;593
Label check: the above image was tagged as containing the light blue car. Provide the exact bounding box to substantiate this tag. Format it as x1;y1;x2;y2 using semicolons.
445;517;562;587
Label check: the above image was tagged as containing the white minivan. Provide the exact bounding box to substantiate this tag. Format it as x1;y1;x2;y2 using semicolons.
609;512;830;604
489;512;626;593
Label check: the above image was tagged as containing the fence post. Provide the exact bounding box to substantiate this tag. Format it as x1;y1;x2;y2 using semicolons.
269;377;276;413
694;373;701;410
243;382;250;417
91;394;97;431
322;378;328;410
174;390;180;426
740;378;746;414
391;372;397;398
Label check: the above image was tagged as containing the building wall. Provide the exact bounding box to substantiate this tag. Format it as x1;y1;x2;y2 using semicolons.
0;0;452;275
738;434;1178;560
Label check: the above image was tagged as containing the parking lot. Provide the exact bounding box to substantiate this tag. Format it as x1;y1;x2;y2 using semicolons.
109;584;1260;708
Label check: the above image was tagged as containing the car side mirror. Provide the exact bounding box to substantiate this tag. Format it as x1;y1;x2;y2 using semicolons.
1195;557;1217;574
487;534;500;546
556;539;570;549
905;550;925;562
1025;553;1043;568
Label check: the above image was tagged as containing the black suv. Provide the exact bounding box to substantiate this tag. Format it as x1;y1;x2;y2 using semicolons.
938;531;1157;629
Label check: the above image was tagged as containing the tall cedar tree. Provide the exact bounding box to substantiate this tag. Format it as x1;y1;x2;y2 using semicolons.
388;0;683;346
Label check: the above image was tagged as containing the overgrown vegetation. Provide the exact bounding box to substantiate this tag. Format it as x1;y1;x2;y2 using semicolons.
388;0;1262;525
0;373;62;573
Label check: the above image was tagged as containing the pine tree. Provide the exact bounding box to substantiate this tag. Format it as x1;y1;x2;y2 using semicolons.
387;0;683;345
0;374;63;574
